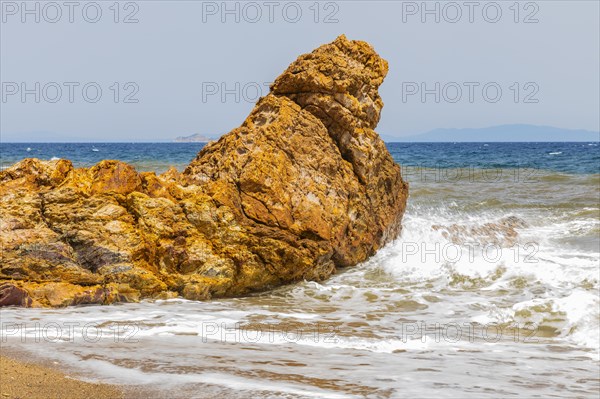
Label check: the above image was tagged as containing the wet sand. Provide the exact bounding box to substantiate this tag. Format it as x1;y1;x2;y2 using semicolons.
0;354;124;399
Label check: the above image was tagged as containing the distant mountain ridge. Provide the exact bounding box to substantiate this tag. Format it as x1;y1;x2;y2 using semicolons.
4;125;598;143
383;125;600;142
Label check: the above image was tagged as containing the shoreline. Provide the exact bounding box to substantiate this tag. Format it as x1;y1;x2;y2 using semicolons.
0;351;126;399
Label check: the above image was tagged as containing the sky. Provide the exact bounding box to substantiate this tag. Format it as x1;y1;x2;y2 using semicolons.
1;0;599;142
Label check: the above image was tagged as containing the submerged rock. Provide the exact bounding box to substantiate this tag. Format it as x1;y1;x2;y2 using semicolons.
0;35;408;307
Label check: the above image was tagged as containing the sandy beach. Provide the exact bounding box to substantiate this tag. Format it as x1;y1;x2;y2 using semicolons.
0;354;124;399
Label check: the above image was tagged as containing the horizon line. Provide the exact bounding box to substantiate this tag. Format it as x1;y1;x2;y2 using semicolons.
3;140;599;144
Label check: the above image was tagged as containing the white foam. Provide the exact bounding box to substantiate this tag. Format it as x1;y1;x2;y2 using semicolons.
553;290;600;351
359;206;599;355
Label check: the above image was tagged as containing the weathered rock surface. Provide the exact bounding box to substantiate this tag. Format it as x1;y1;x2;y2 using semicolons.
0;35;408;307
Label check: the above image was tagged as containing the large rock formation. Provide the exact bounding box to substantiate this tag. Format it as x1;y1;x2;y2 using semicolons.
0;35;408;307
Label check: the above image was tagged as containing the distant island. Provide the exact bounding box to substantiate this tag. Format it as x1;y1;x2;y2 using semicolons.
382;124;600;142
173;133;217;143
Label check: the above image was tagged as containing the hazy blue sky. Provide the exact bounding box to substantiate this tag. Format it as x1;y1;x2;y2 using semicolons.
1;0;599;141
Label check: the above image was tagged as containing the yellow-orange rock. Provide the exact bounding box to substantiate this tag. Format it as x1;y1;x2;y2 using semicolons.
0;35;408;307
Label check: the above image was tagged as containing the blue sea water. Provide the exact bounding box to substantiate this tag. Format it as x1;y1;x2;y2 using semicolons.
1;142;598;174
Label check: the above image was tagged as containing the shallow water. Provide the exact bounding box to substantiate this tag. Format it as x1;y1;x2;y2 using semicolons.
1;143;599;397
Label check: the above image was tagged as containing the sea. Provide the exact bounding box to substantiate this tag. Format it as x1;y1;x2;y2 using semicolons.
1;142;599;398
